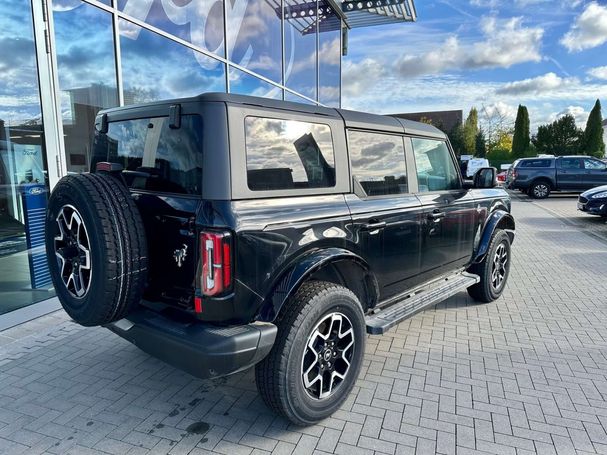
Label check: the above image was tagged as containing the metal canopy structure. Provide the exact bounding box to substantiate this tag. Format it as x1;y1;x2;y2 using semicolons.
275;0;416;35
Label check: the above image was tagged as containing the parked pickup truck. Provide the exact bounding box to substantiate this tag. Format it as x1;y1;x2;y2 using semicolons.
507;155;607;198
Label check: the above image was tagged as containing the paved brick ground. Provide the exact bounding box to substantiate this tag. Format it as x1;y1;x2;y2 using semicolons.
2;199;607;455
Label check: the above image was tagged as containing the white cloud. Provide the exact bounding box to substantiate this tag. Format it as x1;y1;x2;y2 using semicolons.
481;101;518;121
394;16;543;78
551;106;589;126
561;2;607;52
496;72;578;95
588;66;607;80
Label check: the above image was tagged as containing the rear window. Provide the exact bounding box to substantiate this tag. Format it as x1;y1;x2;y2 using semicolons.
92;115;203;195
519;159;552;168
244;117;335;191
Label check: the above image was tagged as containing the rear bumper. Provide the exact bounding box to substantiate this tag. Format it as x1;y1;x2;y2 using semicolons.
106;308;277;379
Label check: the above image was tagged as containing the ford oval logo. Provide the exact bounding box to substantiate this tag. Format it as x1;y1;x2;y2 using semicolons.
29;187;44;195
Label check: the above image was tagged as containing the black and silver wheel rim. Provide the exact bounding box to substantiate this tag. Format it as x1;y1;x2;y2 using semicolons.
491;243;508;292
533;184;548;198
54;205;92;298
301;312;355;400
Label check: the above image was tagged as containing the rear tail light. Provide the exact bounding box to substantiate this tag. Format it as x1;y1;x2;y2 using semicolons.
512;169;518;179
200;230;233;297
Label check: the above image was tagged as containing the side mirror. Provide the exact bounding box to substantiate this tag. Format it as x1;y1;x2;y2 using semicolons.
473;167;497;189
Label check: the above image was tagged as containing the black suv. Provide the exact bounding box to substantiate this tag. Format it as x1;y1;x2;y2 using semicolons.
45;93;515;425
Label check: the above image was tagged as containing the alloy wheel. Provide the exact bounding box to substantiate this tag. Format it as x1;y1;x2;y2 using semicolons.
301;312;355;400
491;243;508;291
533;184;548;198
54;204;92;298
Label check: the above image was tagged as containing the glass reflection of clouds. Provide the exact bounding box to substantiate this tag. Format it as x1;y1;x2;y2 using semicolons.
227;0;283;84
0;2;43;124
119;19;226;103
318;29;340;107
229;68;282;99
118;0;225;60
245;117;334;187
284;0;317;100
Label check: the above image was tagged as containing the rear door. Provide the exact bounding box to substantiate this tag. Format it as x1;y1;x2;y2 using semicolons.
92;109;203;308
557;157;585;189
345;130;423;300
583;158;607;189
411;137;477;281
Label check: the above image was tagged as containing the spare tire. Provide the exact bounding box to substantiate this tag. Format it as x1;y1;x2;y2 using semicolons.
45;173;148;326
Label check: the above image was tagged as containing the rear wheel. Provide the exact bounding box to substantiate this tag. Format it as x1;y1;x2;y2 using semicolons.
529;181;551;199
255;281;365;425
468;230;511;303
45;173;148;326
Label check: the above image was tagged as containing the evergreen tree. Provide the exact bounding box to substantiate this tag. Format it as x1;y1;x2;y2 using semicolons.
582;99;606;158
532;114;582;155
511;105;530;158
448;124;466;157
475;129;487;158
463;108;479;155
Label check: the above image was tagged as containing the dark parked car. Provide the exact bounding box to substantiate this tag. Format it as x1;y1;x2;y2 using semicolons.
578;185;607;217
45;93;515;425
507;156;607;198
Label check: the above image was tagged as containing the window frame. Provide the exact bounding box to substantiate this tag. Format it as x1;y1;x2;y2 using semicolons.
409;135;463;194
346;128;413;200
228;105;349;199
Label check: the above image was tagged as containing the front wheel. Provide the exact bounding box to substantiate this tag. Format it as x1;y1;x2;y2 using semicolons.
255;281;365;426
467;230;511;303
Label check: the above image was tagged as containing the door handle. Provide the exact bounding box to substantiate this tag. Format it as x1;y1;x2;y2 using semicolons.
361;220;387;231
428;211;446;221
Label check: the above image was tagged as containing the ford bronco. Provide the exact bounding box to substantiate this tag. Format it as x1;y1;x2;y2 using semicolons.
45;93;515;425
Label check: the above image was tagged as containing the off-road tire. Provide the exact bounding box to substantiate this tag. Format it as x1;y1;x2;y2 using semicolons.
255;281;365;426
467;230;511;303
45;173;148;326
528;180;551;199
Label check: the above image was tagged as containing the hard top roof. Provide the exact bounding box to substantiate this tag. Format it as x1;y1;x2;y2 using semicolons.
100;92;446;139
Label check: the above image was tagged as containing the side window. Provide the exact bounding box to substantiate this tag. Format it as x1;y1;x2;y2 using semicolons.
584;158;607;170
521;159;551;168
245;117;335;191
560;158;583;170
348;131;408;197
92;115;203;195
412;138;460;192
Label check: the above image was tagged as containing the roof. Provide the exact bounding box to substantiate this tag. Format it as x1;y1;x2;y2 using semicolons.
270;0;415;35
100;92;446;140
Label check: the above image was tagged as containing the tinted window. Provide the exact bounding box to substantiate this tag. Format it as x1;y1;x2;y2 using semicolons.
412;139;460;192
584;158;607;170
348;131;408;197
520;159;552;168
245;117;335;191
92;115;203;195
560;158;583;169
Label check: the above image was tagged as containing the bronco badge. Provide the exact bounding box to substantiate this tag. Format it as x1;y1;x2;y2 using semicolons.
173;244;188;267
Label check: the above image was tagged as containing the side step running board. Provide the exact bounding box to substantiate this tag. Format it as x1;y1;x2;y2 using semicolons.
365;272;480;335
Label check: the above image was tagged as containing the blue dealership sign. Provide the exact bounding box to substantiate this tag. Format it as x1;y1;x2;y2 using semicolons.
21;183;52;289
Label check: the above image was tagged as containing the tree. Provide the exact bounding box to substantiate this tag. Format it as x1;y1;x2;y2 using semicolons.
448;124;466;157
463;108;479;155
511;105;530;158
475;129;487;158
532;114;583;155
582;99;606;158
480;104;514;153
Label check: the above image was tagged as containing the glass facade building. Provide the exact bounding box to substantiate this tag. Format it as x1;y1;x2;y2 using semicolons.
0;0;415;320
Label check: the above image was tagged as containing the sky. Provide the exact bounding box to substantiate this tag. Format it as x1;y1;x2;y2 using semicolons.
341;0;607;132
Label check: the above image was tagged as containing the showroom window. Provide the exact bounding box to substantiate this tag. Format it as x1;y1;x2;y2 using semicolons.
226;0;283;85
119;19;226;104
284;0;318;101
0;1;55;314
348;131;408;197
118;0;225;58
53;1;119;174
245;117;335;191
229;67;283;99
318;9;341;107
